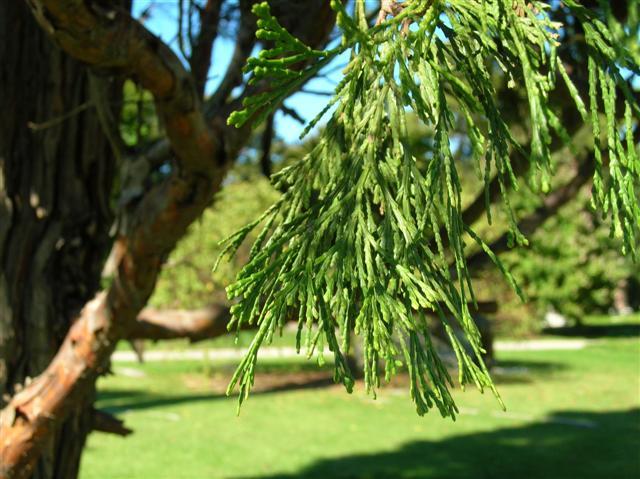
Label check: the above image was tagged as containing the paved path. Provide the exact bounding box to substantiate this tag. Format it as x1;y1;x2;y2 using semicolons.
112;338;590;362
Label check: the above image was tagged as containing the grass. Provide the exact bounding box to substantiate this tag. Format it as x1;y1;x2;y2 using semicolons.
82;316;640;479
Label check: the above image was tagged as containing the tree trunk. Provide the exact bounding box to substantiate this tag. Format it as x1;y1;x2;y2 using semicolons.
0;3;120;478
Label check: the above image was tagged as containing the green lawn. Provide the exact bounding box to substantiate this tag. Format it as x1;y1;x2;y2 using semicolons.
82;318;640;479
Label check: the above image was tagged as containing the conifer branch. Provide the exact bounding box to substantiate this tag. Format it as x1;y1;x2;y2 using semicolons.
221;1;640;417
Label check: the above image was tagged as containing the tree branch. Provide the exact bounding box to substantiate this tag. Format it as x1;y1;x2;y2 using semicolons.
0;1;222;475
207;0;258;111
466;119;640;274
125;300;498;342
128;304;232;342
259;113;275;177
376;0;406;26
280;104;306;124
435;86;593;251
190;0;223;97
91;409;133;437
465;154;597;272
0;2;338;476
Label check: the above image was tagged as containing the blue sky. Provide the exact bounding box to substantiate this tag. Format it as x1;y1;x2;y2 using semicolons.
133;0;349;144
132;1;639;146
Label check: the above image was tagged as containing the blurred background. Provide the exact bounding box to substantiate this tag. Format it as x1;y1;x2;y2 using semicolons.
81;1;639;477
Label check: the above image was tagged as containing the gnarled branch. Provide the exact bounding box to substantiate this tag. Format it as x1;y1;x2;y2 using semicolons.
129;304;232;342
126;301;498;342
0;2;338;476
0;0;221;475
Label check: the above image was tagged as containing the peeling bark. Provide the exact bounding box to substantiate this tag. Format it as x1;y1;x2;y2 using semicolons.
0;1;337;477
0;2;125;478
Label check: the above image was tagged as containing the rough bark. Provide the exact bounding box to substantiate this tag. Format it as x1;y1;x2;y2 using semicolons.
0;3;122;478
0;1;337;477
0;1;221;476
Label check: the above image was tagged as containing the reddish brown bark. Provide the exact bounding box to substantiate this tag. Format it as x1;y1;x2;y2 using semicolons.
0;1;337;477
129;304;233;342
0;0;220;474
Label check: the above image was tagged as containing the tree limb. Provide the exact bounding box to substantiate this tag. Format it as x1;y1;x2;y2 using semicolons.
190;0;223;97
128;304;233;342
465;154;596;273
125;301;498;342
0;2;337;476
207;0;258;111
259;113;275;177
0;1;222;476
435;86;593;251
91;409;133;437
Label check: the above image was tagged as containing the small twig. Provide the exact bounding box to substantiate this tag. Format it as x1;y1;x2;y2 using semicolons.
375;0;433;34
280;104;306;125
177;0;188;60
190;0;223;97
512;1;539;17
260;113;275;177
375;0;406;26
299;88;333;97
27;102;93;131
91;409;133;437
187;0;196;52
88;74;129;164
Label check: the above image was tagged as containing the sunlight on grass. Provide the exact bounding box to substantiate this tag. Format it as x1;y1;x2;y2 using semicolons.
83;317;640;479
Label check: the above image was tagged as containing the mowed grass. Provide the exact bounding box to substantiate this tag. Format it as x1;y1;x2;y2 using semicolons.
82;317;640;479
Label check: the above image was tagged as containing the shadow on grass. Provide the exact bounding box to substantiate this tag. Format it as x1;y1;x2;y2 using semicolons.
97;376;335;413
490;359;566;385
542;323;640;338
98;358;565;412
247;408;640;479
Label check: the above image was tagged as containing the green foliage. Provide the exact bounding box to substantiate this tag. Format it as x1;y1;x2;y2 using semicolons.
152;170;280;309
227;2;336;129
560;1;640;257
120;80;159;146
221;0;640;416
504;191;639;321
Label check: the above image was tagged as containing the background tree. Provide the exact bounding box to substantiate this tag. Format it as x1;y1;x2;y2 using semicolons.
0;1;638;479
